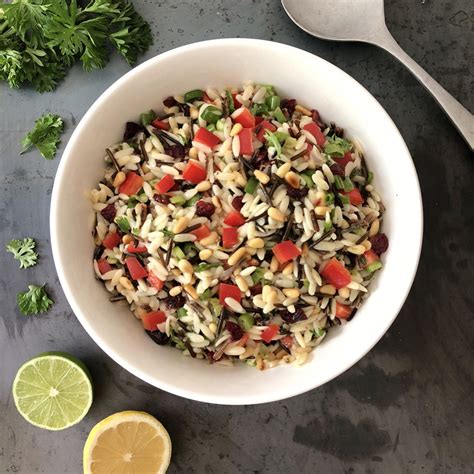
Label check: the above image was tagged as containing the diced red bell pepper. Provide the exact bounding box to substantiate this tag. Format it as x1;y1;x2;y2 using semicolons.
335;302;352;320
190;224;211;241
232;106;256;128
238;128;254;155
261;324;280;343
272;240;302;264
320;258;351;289
125;256;148;280
222;227;239;248
127;242;147;254
219;283;242;306
231;93;241;109
280;335;293;349
255;116;264;126
97;259;112;274
237;333;250;346
335;151;353;168
255;120;277;142
224;210;246;227
147;271;165;291
119;172;144;196
151;118;170;130
303;121;326;146
342;188;364;206
141;310;167;331
193;127;221;149
155;174;175;194
362;250;379;269
182;160;207;184
102;232;121;250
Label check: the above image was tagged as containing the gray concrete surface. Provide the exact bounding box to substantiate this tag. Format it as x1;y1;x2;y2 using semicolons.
1;1;473;473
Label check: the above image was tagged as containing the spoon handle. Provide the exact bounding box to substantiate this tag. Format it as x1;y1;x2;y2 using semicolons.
378;32;473;151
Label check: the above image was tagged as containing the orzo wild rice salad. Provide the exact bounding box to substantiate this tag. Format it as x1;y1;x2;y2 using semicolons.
90;83;389;370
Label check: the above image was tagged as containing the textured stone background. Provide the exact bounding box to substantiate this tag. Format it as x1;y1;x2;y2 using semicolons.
1;1;473;473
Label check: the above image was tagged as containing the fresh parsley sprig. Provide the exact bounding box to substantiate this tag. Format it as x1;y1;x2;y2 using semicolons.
20;113;64;159
6;238;38;268
17;284;53;315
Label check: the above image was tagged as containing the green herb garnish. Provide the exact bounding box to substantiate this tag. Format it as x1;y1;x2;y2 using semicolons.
6;238;38;269
251;103;269;116
366;261;383;273
172;246;185;260
272;107;287;123
343;177;354;192
195;262;222;273
200;105;222;124
225;89;235;114
238;313;254;330
185;193;202;207
244;176;259;194
184;89;204;103
176;307;187;318
170;195;186;206
114;216;131;233
17;284;53;316
264;130;282;157
199;289;213;301
251;267;269;285
367;171;374;184
140;109;156;126
20;113;64;159
161;228;174;240
265;95;281;111
333;175;344;190
324;135;352;157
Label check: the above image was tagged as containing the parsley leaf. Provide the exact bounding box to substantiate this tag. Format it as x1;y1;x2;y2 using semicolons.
324;135;352;157
114;215;131;233
20;113;64;159
6;238;38;269
17;284;53;315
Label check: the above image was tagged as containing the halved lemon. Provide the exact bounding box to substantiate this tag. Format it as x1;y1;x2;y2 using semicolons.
83;410;172;474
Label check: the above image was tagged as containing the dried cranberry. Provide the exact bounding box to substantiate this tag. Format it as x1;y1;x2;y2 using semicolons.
286;186;308;200
281;98;296;115
330;162;345;176
165;294;186;310
100;203;116;222
249;283;262;295
163;96;177;107
146;330;170;345
153;194;170;205
369;233;389;255
232;196;244;211
226;321;243;341
165;144;186;159
123;122;145;141
281;308;307;324
195;200;215;218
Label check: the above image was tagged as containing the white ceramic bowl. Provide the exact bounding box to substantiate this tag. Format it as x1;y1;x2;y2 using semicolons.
51;39;422;405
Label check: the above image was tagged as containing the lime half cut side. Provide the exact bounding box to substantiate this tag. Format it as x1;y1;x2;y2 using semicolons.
12;351;93;430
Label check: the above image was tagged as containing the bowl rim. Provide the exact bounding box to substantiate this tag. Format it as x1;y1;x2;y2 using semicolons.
50;38;423;405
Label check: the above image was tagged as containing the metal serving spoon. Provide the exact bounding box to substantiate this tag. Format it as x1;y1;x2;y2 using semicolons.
282;0;474;150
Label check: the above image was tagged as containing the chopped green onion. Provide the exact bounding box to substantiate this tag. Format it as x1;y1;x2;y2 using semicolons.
273;107;287;123
284;136;297;149
172;246;185;260
185;193;202;207
199;289;213;301
176;308;187;318
238;313;255;330
170;195;186;206
131;227;140;237
225;89;235;113
206;124;216;132
314;327;326;338
334;175;344;190
114;216;130;233
366;261;383;273
262;84;275;94
216;118;226;131
367;171;374;184
244;177;259;194
325;192;335;205
264;130;282;157
301;173;315;189
200;105;222;124
184;89;204;103
324;219;332;232
162;228;174;240
251;267;268;284
209;298;222;317
195;262;222;272
140;109;156;126
339;193;350;206
251;103;269;116
343;177;354;192
274;131;289;142
182;242;197;258
266;95;281;111
324;135;352;157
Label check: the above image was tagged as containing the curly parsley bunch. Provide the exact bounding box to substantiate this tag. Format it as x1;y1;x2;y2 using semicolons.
0;0;152;92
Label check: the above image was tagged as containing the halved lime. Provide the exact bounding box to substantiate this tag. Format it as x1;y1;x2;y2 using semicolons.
12;351;93;431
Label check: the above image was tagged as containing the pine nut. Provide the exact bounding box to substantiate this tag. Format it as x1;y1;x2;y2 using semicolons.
270;256;279;273
247;237;264;249
246;247;257;256
267;289;278;305
135;306;147;318
315;206;330;216
228;247;247;266
184;284;198;300
320;284;336;295
268;207;285;222
254;169;270;184
190;107;199;120
169;286;182;297
142;163;150;173
173;216;190;234
236;275;249;292
338;287;350;299
209;322;217;333
178;259;194;274
262;285;272;302
188;147;198;159
283;288;300;299
347;244;366;255
113;171;126;187
295;104;312;116
199;249;212;260
285;171;300;189
230;123;243;136
362;240;372;251
211;196;222;208
369;218;380;237
234;172;247;187
200;231;219;246
301;244;309;257
276;162;291;178
122;234;133;244
282;262;293;275
119;276;133;290
196;180;211;192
